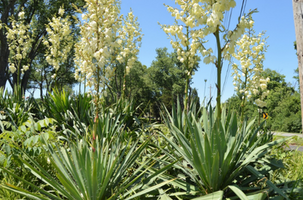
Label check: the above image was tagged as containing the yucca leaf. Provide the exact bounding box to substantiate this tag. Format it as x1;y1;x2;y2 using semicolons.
125;179;176;200
191;190;224;200
0;167;61;200
228;185;249;200
0;184;51;200
246;165;289;199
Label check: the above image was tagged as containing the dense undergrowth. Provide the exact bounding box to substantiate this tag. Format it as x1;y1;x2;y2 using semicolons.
0;89;302;199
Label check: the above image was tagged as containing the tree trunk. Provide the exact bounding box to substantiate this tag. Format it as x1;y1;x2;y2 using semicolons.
0;26;9;90
292;0;303;132
0;0;17;90
0;61;8;90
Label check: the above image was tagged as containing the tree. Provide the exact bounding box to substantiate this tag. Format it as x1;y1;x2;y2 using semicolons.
267;87;301;133
127;62;152;107
27;52;77;100
106;61;152;108
225;93;256;122
261;68;287;90
227;68;302;132
146;48;200;116
148;48;184;111
294;67;299;90
292;0;303;132
0;0;85;95
260;69;300;132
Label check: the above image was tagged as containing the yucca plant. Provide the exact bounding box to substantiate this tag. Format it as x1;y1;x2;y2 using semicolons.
0;86;36;131
159;102;287;199
106;96;143;131
43;89;93;135
0;117;174;200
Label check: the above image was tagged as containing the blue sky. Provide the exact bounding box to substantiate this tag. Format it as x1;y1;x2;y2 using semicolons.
120;0;298;103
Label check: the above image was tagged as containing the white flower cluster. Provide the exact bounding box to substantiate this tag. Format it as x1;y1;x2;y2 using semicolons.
44;7;73;79
161;1;252;70
255;98;267;108
223;16;253;61
168;0;236;29
6;9;34;74
74;0;122;92
116;11;143;74
162;26;200;74
232;22;269;106
161;1;208;76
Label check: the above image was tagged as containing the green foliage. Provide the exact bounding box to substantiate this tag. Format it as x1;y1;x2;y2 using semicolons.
148;48;185;95
105;48;201;120
106;61;153;117
159;101;288;198
0;117;57;153
105;96;142;131
226;68;302;133
0;86;37;131
0;0;301;197
43;89;93;135
225;94;256;121
0;87;301;199
263;69;301;133
28;54;78;100
0;119;174;200
270;137;303;198
0;117;58;199
268;92;301;132
146;48;200;118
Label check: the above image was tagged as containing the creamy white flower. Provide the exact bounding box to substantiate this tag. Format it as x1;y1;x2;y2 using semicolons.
43;40;49;46
45;12;73;78
18;11;25;19
260;83;267;90
9;64;17;73
255;99;267;107
23;65;29;71
203;56;211;64
58;7;64;16
232;22;269;103
16;54;22;60
74;0;126;100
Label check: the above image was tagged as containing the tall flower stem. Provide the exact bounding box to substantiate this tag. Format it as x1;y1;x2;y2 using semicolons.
215;29;222;120
122;57;128;99
241;71;248;122
184;25;190;112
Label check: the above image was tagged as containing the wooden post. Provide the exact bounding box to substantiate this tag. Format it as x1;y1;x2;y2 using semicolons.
293;0;303;133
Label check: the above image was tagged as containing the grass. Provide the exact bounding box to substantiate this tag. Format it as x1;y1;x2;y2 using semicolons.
273;135;303;146
268;135;303;198
271;135;303;191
